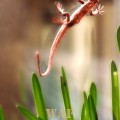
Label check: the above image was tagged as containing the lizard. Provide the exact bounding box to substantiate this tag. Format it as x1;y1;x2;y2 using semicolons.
36;0;104;76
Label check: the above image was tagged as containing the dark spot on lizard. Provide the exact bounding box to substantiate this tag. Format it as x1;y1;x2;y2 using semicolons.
67;21;76;27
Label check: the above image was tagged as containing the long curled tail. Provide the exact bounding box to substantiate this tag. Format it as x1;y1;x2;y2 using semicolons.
35;25;68;77
36;51;52;76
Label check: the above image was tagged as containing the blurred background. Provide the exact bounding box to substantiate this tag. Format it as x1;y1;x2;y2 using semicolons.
0;0;119;119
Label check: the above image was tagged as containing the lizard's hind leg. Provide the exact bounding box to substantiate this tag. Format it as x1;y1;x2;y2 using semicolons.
55;2;70;23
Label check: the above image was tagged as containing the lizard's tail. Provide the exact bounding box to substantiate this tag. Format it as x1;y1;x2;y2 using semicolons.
35;25;68;77
36;51;51;76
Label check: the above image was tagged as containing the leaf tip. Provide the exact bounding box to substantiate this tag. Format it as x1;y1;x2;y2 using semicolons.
117;26;120;52
111;60;117;72
32;72;36;78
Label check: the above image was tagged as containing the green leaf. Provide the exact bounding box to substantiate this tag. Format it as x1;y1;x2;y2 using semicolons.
0;106;5;120
16;105;39;120
90;82;97;107
111;61;120;120
117;26;120;52
61;67;67;83
88;95;98;120
111;61;117;73
81;92;90;120
83;91;87;102
61;67;74;120
81;100;88;120
32;73;48;120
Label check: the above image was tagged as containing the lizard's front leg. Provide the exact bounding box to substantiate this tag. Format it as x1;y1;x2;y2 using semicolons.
89;4;104;16
55;2;70;23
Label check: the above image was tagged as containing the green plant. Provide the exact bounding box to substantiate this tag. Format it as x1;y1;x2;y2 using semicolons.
81;83;98;120
111;61;119;120
1;64;120;120
61;67;74;120
16;67;98;120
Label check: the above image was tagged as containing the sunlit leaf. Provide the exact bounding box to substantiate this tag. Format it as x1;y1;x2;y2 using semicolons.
32;73;48;120
61;67;74;120
111;61;120;120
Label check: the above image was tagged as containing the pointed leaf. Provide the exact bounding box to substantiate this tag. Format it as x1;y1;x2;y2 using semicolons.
17;105;39;120
111;61;117;73
81;92;90;120
32;73;48;120
61;67;74;120
90;82;97;106
111;61;120;120
83;91;87;101
88;95;98;120
62;67;67;83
